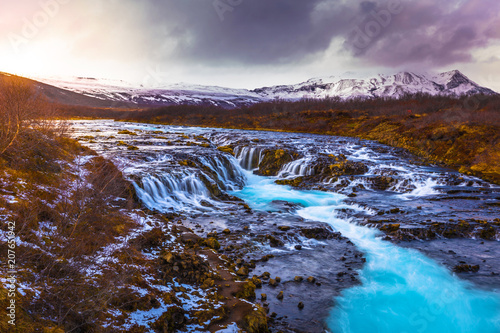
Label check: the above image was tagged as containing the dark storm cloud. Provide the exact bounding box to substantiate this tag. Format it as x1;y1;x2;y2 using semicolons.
343;0;500;66
140;0;500;68
143;0;355;65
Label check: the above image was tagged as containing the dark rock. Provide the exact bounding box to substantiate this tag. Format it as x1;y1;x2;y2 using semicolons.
369;176;397;191
278;226;291;231
300;226;340;240
454;264;480;273
380;224;400;232
266;235;284;247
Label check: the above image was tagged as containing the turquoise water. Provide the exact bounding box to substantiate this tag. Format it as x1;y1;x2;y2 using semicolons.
233;171;500;333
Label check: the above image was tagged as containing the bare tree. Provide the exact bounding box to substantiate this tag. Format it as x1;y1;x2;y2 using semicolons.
0;76;50;154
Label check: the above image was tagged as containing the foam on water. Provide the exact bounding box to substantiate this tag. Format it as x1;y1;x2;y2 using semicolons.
401;177;441;198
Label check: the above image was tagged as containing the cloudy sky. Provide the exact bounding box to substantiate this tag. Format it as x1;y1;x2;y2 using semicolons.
1;0;499;91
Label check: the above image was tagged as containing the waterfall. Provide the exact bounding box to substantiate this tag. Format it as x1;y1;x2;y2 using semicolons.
277;157;314;178
234;146;263;170
132;172;212;212
132;154;247;212
198;154;246;190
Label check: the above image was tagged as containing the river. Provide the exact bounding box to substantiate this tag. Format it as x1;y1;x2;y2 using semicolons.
70;120;500;332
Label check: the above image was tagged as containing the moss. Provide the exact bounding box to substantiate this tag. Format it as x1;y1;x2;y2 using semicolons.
217;145;234;155
193;304;227;326
257;149;298;176
236;266;249;276
266;235;284;247
242;305;269;333
328;161;368;176
453;264;480;273
251;276;262;288
380;224;400;232
178;159;197;168
202;237;221;251
117;130;137;136
275;177;304;187
151;306;186;333
235;281;256;300
478;224;496;240
201;278;215;289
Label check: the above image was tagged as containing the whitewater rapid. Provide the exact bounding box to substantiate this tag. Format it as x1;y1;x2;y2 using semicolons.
233;170;500;333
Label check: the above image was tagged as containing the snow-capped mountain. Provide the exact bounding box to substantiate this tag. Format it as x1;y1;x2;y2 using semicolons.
33;70;496;109
34;77;263;108
253;70;496;100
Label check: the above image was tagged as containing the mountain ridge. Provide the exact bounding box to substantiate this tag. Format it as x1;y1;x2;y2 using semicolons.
7;70;498;109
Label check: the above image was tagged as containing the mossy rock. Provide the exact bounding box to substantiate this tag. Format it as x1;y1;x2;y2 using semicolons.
453;264;480;273
151;306;186;333
118;130;137;136
266;235;284;247
201;278;215;289
328;161;368;176
478;225;496;240
256;149;299;176
380;224;400;232
235;281;256;300
193;304;227;326
275;177;305;187
218;145;234;155
251;276;262;288
237;266;249;276
300;226;339;240
242;305;269;333
159;250;211;284
178;159;197;168
369;176;397;190
278;226;291;231
202;237;221;251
